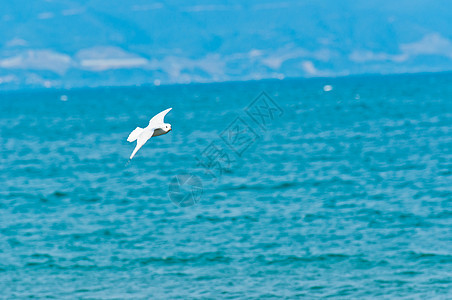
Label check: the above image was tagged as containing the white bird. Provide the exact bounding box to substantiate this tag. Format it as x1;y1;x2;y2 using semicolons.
127;108;172;161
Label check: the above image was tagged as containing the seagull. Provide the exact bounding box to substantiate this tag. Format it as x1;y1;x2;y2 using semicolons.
127;108;172;162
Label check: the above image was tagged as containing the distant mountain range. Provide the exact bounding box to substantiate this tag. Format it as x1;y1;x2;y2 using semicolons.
1;0;451;89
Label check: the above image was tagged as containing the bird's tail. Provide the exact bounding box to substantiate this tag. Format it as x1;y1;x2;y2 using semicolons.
127;127;144;142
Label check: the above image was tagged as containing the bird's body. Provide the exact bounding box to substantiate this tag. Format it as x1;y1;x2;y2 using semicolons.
127;108;172;161
152;128;168;137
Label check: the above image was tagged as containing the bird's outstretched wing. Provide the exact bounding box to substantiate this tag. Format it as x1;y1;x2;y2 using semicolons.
149;108;172;126
129;128;156;160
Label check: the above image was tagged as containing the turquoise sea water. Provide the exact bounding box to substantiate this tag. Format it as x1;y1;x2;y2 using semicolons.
1;73;451;298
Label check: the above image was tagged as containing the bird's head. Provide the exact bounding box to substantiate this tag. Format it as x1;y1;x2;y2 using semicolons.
163;123;172;132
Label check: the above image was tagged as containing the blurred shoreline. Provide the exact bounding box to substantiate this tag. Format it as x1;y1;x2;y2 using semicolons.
1;69;451;93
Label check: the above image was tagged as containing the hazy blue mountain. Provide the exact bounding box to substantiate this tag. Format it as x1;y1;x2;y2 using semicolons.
1;0;451;89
